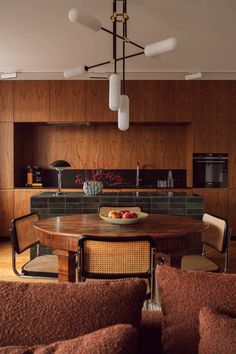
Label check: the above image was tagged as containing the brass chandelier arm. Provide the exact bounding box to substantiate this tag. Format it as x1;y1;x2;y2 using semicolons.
101;26;144;50
86;51;144;71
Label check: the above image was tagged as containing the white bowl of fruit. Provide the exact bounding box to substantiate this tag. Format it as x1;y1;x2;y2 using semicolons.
99;209;148;225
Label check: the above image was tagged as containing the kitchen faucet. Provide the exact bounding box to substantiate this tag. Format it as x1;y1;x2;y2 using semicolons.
136;162;140;188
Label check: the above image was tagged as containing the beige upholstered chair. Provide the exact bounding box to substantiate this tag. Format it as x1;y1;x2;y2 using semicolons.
99;206;142;215
78;235;156;300
10;212;58;279
181;213;232;273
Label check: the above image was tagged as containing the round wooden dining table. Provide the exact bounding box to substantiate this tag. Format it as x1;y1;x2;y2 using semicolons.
34;213;209;282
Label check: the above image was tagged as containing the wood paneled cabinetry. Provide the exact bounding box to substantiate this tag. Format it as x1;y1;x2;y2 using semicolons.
14;81;49;122
13;189;49;218
50;81;86;121
0;81;13;122
85;81;116;121
0;190;14;237
126;81;156;121
192;81;230;122
0;123;13;189
156;81;192;122
229;189;236;235
193;188;229;219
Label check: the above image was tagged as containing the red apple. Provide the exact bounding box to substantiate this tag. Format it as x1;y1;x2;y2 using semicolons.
122;212;137;219
119;210;129;218
108;211;120;219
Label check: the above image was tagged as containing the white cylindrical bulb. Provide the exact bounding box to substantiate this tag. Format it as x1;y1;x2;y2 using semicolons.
109;74;121;111
118;95;129;131
63;65;86;78
144;37;177;57
68;8;102;32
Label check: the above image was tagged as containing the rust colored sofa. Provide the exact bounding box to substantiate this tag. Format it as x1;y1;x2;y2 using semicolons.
0;267;235;354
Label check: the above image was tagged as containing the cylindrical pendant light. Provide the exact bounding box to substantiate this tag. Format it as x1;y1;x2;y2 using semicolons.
63;65;87;78
118;95;129;131
144;37;177;57
109;74;121;111
68;8;102;32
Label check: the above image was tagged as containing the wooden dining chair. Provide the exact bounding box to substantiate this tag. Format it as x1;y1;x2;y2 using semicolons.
78;235;156;300
10;212;58;279
181;213;232;273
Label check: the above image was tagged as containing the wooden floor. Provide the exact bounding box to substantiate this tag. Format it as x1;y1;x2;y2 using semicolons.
0;240;236;283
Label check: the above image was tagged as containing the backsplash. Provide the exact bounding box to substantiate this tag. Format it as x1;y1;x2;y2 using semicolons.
38;169;186;189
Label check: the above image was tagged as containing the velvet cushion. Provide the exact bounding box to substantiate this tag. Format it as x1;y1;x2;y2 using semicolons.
199;307;236;354
0;279;146;347
156;266;236;354
0;324;137;354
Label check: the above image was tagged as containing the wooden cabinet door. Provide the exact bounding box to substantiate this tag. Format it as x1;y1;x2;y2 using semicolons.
85;81;116;122
192;81;230;122
0;81;13;122
229;123;236;188
229;81;236;122
228;189;236;236
13;189;49;218
14;81;49;122
156;81;192;122
0;190;14;237
193;188;229;219
192;122;230;153
126;80;156;122
50;81;86;121
0;123;13;189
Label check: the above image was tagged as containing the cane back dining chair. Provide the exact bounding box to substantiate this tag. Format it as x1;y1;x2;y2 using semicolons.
10;212;58;279
181;213;232;273
78;235;156;300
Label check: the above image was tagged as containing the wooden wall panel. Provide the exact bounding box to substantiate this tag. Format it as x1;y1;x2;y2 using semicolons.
193;188;229;219
85;81;116;121
0;81;13;122
229;81;236;122
193;122;230;153
15;125;186;170
50;81;86;121
0;123;13;188
126;81;156;121
0;190;14;237
14;81;49;122
192;81;230;122
13;189;47;218
228;189;236;235
156;81;192;122
229;123;236;188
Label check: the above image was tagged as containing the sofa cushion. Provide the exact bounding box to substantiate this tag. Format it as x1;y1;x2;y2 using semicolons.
0;278;146;347
0;324;137;354
199;307;236;354
156;266;236;354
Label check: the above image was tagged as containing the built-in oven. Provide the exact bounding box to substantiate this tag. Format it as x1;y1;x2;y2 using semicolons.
193;153;228;188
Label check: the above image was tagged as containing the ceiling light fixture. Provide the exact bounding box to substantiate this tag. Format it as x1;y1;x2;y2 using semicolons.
185;72;202;80
65;0;177;131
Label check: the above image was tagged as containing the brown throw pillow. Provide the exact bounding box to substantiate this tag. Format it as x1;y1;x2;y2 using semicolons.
156;266;236;354
199;307;236;354
0;278;146;347
0;324;137;354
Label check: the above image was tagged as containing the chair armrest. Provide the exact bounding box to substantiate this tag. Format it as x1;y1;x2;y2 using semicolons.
138;310;162;354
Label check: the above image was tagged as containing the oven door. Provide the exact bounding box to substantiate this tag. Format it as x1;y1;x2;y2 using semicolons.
193;160;228;188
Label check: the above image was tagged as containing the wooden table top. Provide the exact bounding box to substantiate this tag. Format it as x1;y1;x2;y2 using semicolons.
34;213;208;240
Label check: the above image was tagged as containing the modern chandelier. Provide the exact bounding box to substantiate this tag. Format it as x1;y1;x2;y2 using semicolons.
64;0;177;131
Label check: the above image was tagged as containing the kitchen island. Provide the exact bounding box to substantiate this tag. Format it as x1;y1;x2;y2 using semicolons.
31;191;204;258
31;191;204;219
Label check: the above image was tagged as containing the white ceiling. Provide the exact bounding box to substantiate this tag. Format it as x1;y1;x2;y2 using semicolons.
1;0;236;79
